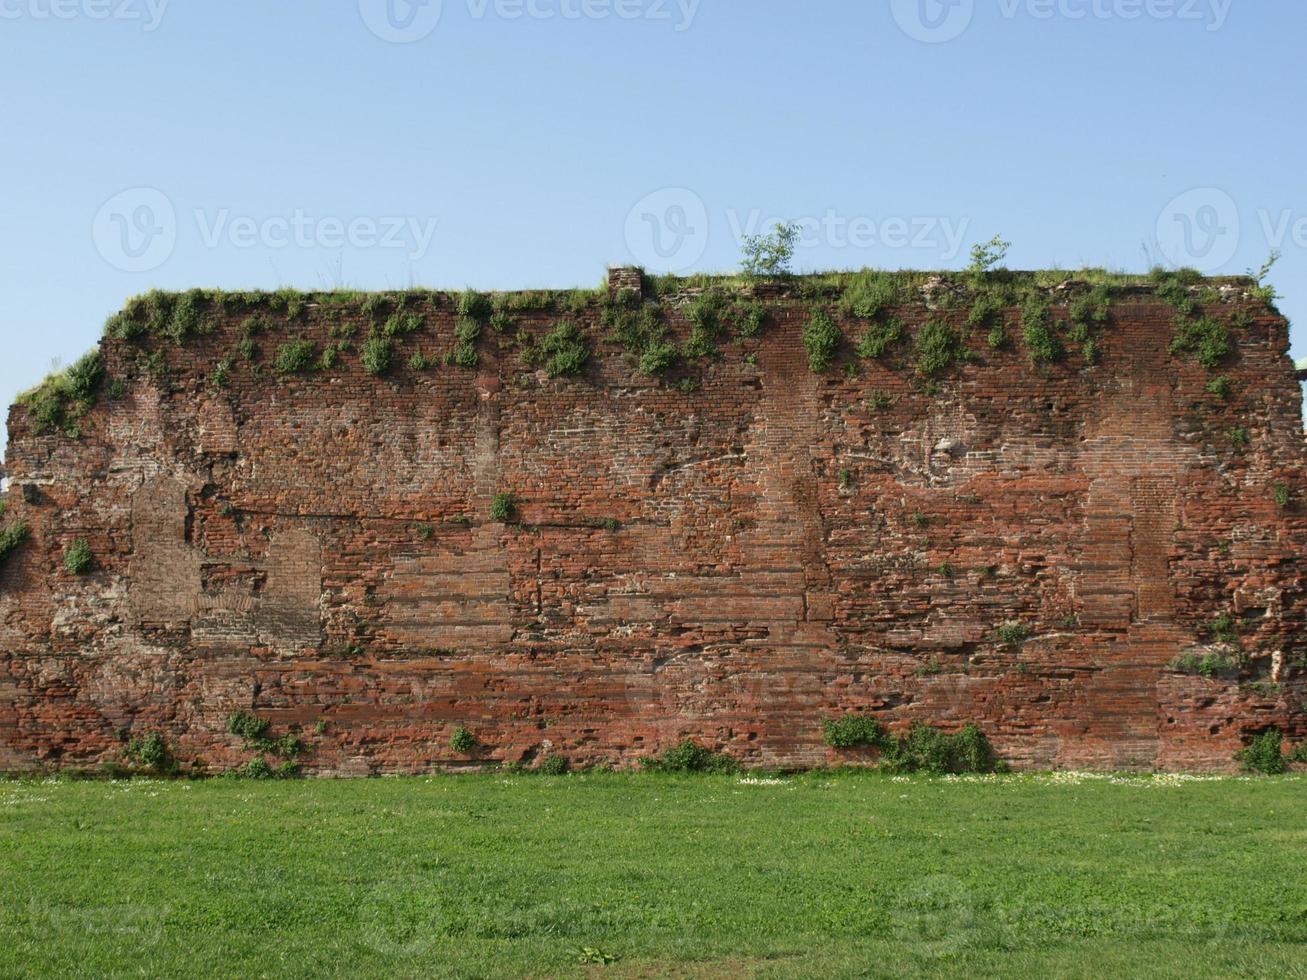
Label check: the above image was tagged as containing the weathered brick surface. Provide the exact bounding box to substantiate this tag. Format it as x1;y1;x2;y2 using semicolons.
1;272;1304;773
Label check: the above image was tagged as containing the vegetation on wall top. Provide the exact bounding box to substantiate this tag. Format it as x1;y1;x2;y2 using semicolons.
12;254;1279;443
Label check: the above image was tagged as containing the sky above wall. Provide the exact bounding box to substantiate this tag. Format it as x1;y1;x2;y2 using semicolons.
1;0;1304;454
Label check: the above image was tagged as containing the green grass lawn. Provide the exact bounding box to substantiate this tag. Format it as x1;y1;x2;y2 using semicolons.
2;772;1306;979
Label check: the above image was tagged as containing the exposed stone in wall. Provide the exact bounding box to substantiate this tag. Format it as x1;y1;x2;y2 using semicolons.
1;269;1304;773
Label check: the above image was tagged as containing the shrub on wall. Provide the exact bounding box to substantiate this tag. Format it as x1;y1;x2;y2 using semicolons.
822;715;887;749
538;321;590;378
1236;729;1286;775
840;271;899;320
490;493;517;523
1168;652;1239;678
382;312;424;337
734;301;767;338
126;733;175;773
1022;295;1065;365
880;724;1000;775
458;290;493;322
996;622;1029;646
638;340;678;377
1170;315;1230;370
0;521;31;566
450;726;477;753
855;318;904;359
63;539;93;575
642;739;738;774
914;320;962;378
803;310;842;373
360;337;393;377
274;340;317;375
450;318;481;368
18;350;105;438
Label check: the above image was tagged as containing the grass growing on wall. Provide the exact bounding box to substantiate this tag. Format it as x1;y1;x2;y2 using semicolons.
43;267;1272;439
1;774;1305;978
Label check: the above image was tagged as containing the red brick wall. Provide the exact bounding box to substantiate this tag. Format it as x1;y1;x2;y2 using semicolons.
2;273;1304;772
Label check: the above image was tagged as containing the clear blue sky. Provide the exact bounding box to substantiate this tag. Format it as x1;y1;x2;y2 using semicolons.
2;0;1304;451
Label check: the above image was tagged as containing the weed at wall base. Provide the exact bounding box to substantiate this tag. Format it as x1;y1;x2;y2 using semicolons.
641;739;738;774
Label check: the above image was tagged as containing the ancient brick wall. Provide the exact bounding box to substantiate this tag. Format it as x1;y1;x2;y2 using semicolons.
1;270;1304;773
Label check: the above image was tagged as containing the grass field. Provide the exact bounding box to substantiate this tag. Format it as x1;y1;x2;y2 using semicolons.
2;772;1306;979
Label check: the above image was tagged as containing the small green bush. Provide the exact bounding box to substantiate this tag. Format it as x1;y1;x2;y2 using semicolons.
880;724;1000;775
451;318;481;368
18;350;105;438
841;272;899;320
734;301;767;338
855;318;904;359
642;739;738;774
244;756;274;779
1022;296;1064;364
1170;315;1230;370
822;715;887;750
1236;729;1286;775
604;299;664;352
740;222;799;278
360;337;393;376
1069;286;1112;327
490;493;517;523
450;726;477;754
382;312;424;337
638;341;678;376
682;291;727;360
539;321;590;378
274;340;317;375
538;754;569;776
458;290;493;322
996;622;1028;646
0;521;31;565
163;289;209;344
968;291;1005;332
1273;483;1291;509
408;351;434;371
63;538;92;575
967;235;1010;277
1206;376;1232;399
803;311;842;373
914;320;963;378
360;294;391;321
126;733;175;773
1208;613;1239;644
1169;652;1239;678
210;358;233;388
227;710;271;744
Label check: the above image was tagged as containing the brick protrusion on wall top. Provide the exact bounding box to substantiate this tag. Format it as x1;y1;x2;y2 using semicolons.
607;266;646;296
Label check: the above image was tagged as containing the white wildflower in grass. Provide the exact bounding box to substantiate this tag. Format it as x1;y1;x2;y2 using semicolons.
737;777;788;786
